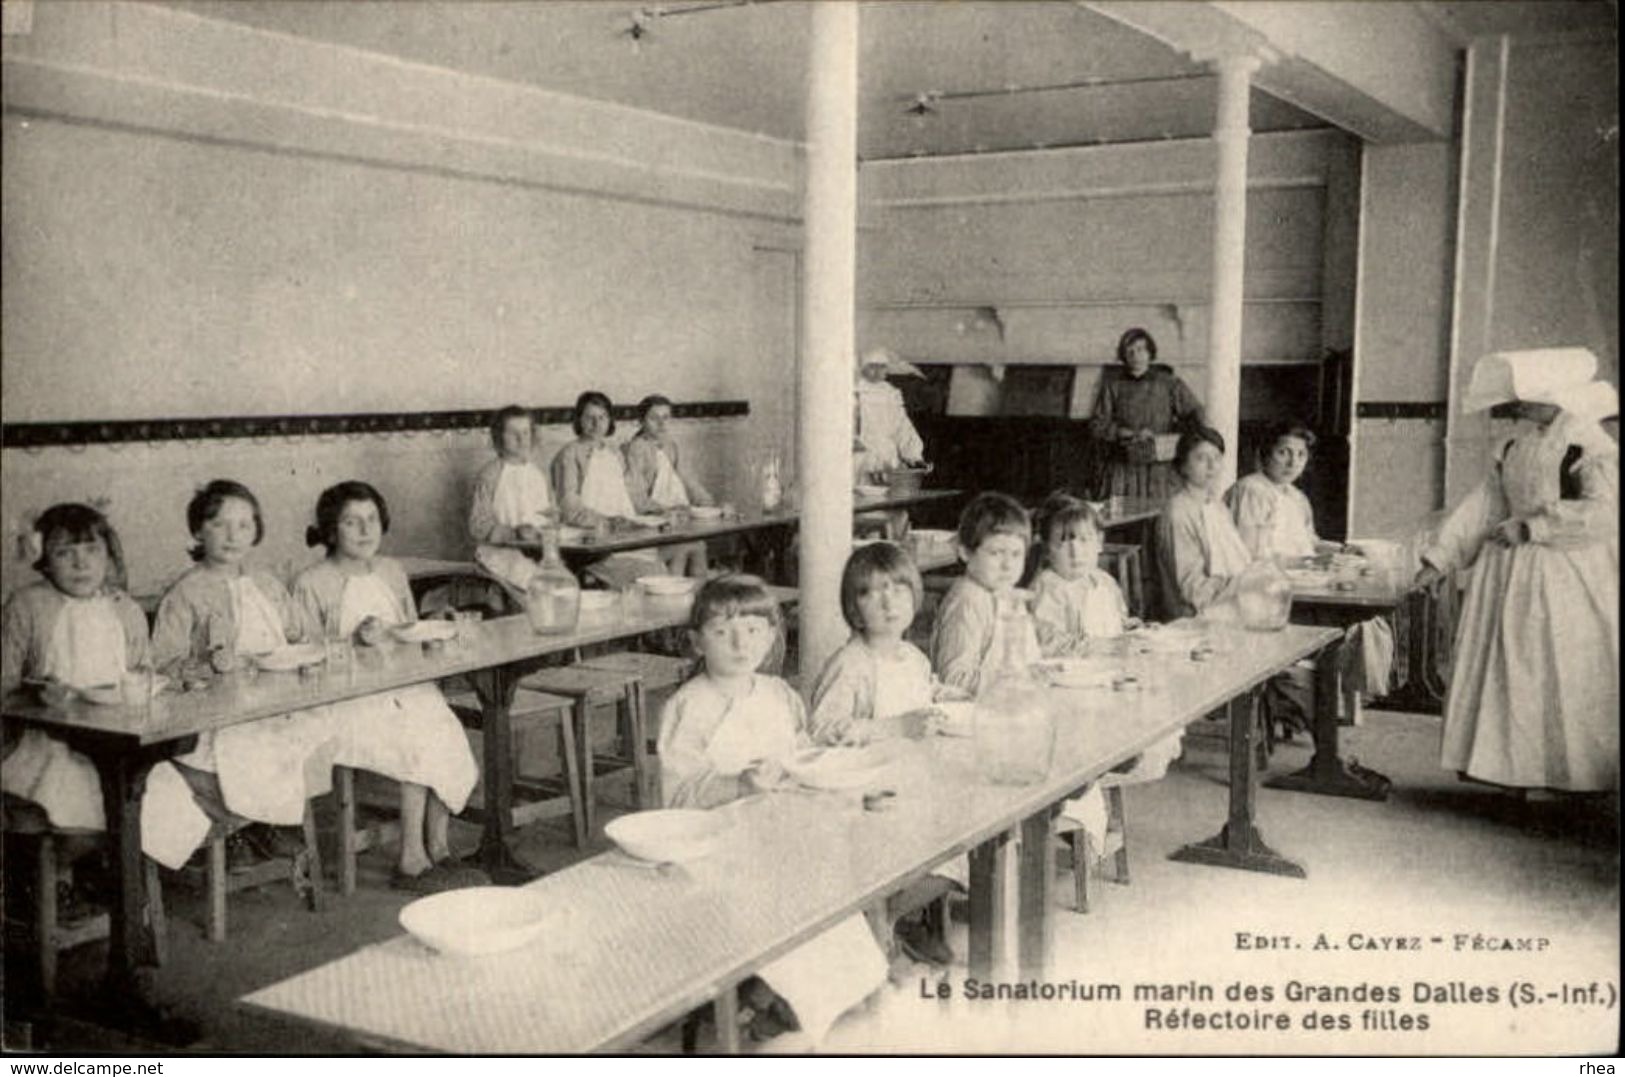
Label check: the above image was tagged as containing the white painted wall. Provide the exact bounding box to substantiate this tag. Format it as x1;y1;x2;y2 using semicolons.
1;2;801;599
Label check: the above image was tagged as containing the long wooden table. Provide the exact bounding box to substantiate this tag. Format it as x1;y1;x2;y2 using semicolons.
0;585;791;995
1261;564;1432;801
242;621;1339;1053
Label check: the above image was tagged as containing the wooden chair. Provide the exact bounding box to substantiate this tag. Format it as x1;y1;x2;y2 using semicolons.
1064;785;1129;914
1098;543;1146;620
517;665;655;837
8;819;166;998
189;808;323;942
575;651;696;759
444;686;589;850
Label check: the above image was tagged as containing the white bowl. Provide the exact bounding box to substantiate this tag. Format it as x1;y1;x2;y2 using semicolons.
639;575;699;597
909;529;955;548
81;673;169;707
398;886;556;957
605;809;733;864
688;506;723;520
785;741;908;790
392;620;458;644
855;485;888;500
255;644;327;672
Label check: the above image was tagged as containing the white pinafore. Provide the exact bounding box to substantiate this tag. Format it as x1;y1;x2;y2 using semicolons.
0;595;211;868
323;572;478;811
648;445;690;508
580;445;663;588
475;462;555;591
203;578;342;825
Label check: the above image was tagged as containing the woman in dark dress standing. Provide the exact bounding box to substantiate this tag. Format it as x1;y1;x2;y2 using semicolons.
1089;328;1207;500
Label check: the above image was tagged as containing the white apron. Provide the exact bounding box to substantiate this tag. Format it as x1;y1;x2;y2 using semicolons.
708;680;886;1046
649;445;691;508
0;596;211;868
323;572;478;811
580;444;663;588
206;577;342;825
475;462;554;591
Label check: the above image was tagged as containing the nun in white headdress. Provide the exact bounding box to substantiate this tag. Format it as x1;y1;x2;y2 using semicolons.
1417;348;1618;792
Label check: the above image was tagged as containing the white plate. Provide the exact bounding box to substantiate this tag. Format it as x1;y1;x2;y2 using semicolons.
556;525;586;543
256;644;327;672
605;809;733;864
627;514;668;529
785;741;908;790
80;673;169;707
392;620;459;644
933;701;975;738
855;485;888;499
688;506;723;520
399;887;557;957
640;575;699;597
1035;659;1115;690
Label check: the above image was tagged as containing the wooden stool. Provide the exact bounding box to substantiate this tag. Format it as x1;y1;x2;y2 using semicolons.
1098;543;1146;620
189;807;323;941
576;651;695;753
445;687;589;850
1064;786;1129;914
518;666;654;837
20;828;166;998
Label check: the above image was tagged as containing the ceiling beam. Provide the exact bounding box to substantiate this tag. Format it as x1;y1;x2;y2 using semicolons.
1079;1;1459;143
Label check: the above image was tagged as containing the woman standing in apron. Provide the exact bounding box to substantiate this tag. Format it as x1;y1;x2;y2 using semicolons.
624;394;712;578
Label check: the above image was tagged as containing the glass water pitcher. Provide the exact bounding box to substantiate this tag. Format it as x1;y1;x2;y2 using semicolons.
525;527;581;635
972;597;1055;785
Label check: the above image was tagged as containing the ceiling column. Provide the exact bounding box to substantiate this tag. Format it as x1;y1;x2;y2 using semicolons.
1201;50;1265;490
797;0;859;688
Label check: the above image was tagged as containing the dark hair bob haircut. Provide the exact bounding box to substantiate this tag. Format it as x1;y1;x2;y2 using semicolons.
305;481;391;550
1116;327;1158;365
1259;419;1318;460
489;405;534;451
1173;426;1227;473
187;479;265;562
572;391;617;438
32;502;128;592
839;542;924;632
636;394;674;423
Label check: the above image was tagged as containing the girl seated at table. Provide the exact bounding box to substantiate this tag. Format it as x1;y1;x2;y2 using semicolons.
929;493;1109;868
624;394;710;579
550;390;664;590
658;575;888;1045
1228;421;1394;721
293;482;482;894
808;543;963;966
1031;493;1181;783
469;405;558;595
150;480;341;847
2;503;211;871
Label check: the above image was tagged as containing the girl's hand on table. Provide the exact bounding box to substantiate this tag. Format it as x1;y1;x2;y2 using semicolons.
883;708;939;741
354;616;385;648
1123;616;1145;632
932;682;971;704
743;759;790;794
208;646;237;674
514;524;544;544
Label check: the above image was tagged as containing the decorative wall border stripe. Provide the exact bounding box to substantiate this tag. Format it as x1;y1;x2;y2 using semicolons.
1355;401;1447;421
0;401;750;449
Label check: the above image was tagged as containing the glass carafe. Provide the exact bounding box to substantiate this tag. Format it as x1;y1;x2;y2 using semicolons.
1235;550;1293;631
972;596;1055;785
525;527;580;634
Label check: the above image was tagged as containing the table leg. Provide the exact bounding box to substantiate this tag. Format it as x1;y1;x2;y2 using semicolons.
469;665;545;884
1264;641;1392;801
1171;690;1306;878
1017;806;1059;980
89;748;159;981
714;984;741;1055
967;828;1013;982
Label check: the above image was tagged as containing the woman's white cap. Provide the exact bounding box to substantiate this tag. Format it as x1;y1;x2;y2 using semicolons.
1462;347;1598;413
857;346;926;378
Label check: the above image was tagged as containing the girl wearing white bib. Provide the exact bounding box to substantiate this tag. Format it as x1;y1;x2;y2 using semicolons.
469;405;559;594
151;481;341;828
1;503;210;869
550;391;664;591
293;482;482;893
624;394;712;578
